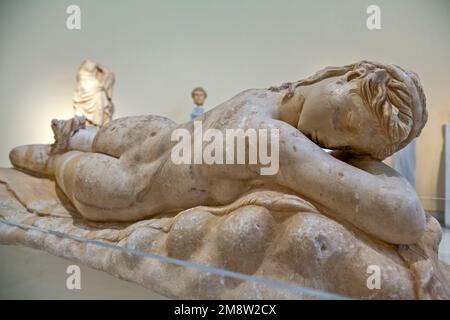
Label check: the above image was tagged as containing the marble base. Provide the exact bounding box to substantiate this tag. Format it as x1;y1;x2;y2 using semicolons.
1;168;449;299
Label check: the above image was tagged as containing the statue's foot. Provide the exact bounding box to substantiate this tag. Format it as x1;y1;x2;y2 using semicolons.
51;116;86;154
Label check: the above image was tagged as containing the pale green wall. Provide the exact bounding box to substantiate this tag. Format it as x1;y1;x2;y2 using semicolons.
0;0;449;211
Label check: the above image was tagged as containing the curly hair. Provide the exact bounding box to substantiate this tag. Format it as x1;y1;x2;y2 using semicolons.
270;61;427;159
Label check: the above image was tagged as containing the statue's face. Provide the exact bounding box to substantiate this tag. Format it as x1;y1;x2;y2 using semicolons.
192;90;206;106
297;71;389;157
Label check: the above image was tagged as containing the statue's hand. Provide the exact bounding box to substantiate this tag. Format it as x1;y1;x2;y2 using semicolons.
50;116;86;154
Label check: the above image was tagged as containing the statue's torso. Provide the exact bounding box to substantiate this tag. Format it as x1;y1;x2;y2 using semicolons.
126;88;284;212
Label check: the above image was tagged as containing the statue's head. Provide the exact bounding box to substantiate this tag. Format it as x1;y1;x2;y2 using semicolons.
287;61;427;160
191;87;207;107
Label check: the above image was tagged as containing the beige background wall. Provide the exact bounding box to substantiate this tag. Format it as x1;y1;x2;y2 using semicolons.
0;0;449;212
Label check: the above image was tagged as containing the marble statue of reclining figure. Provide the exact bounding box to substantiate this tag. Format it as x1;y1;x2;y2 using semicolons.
9;61;428;245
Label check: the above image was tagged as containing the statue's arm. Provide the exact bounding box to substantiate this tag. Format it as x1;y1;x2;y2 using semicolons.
270;119;425;244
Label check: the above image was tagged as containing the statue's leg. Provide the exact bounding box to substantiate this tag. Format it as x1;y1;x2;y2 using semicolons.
9;117;95;177
10;115;177;176
92;115;177;158
53;150;157;221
